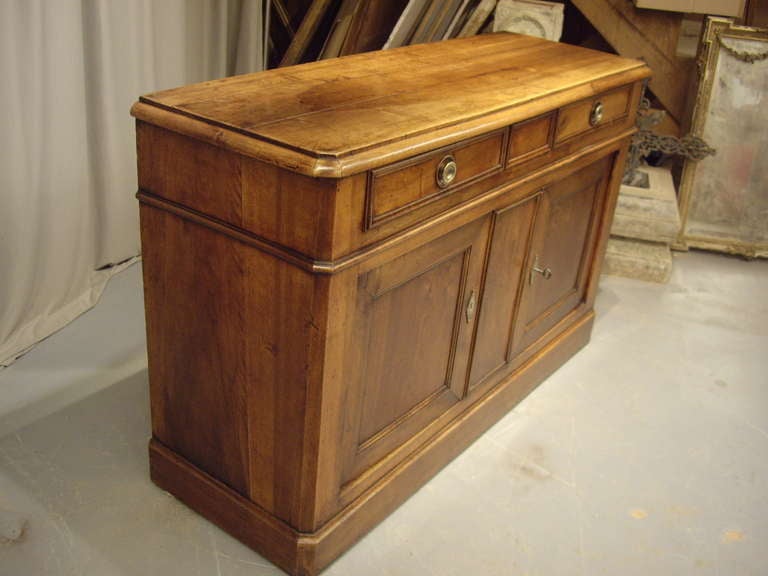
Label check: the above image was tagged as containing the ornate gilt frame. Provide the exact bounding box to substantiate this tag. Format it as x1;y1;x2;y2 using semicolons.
676;17;768;258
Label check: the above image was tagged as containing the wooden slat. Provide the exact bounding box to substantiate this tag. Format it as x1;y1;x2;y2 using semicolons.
279;0;335;66
273;0;296;37
457;0;496;37
339;0;410;55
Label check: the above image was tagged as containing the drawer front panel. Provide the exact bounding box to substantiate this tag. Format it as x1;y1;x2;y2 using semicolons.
365;130;505;229
506;112;555;167
554;85;632;144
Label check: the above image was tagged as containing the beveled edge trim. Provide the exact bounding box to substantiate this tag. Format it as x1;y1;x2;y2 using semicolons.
149;439;307;575
137;190;326;273
364;129;507;231
136;128;636;277
131;66;650;179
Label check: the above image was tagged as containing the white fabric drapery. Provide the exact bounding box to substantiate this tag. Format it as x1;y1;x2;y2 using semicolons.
0;0;263;366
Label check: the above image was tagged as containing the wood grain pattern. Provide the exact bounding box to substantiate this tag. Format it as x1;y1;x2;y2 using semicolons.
141;201;331;527
467;195;538;392
137;123;244;227
555;84;632;144
141;204;251;497
341;217;491;484
136;34;650;576
313;138;633;518
507;112;555;167
366;129;504;228
133;34;647;175
149;311;597;576
512;156;611;356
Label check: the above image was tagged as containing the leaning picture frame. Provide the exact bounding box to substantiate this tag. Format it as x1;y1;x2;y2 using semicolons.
676;17;768;258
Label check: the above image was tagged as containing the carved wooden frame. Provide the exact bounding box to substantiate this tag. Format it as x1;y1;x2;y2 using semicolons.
676;17;768;257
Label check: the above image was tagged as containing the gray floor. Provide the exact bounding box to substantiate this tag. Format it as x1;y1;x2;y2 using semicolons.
0;252;766;575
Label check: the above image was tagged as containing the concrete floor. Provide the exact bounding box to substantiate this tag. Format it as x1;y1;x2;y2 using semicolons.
0;251;766;575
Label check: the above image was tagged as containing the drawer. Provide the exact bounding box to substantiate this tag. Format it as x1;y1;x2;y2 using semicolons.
365;130;505;229
506;111;556;168
554;85;633;145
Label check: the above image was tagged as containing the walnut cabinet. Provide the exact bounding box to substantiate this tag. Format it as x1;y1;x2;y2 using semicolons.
132;34;650;576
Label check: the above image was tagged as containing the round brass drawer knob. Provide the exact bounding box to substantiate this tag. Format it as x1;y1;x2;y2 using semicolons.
436;155;458;188
590;101;604;126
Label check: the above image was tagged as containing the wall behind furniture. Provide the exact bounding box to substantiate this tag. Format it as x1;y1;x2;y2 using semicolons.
0;0;263;366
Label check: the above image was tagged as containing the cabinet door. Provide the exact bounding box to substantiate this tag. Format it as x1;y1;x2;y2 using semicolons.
341;216;491;485
512;155;612;354
467;195;538;391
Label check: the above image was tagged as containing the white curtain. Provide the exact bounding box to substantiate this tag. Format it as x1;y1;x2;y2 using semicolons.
0;0;263;366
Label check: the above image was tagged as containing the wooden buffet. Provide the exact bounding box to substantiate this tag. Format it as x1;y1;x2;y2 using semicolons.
132;33;650;576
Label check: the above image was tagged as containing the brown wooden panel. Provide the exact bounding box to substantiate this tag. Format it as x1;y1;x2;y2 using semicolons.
243;241;329;527
507;112;555;167
357;252;466;444
317;140;630;520
141;201;330;527
468;195;538;391
341;216;491;485
137;128;341;261
149;440;303;576
137;122;243;226
555;84;632;144
512;156;612;353
241;158;337;260
141;204;250;497
366;130;505;228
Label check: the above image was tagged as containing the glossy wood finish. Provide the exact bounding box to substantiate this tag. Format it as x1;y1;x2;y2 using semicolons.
132;33;648;177
468;195;538;391
513;156;612;355
140;202;330;525
507;113;555;167
342;217;490;484
135;33;650;576
555;84;633;144
366;130;504;228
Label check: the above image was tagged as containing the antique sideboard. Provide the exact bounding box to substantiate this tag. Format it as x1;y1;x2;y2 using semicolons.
132;33;650;575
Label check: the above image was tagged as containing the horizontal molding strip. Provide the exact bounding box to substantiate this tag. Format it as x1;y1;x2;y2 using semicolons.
136;128;634;275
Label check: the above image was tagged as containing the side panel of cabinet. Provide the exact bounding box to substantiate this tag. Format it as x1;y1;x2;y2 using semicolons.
512;155;613;354
140;203;329;530
339;217;491;487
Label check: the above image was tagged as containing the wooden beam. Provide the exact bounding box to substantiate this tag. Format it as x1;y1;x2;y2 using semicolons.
279;0;335;67
572;0;692;123
273;0;296;38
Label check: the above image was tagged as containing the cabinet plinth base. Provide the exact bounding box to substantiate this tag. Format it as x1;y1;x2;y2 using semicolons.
149;312;594;576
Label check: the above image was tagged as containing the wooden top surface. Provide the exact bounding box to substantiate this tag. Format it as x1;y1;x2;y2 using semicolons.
133;33;650;177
